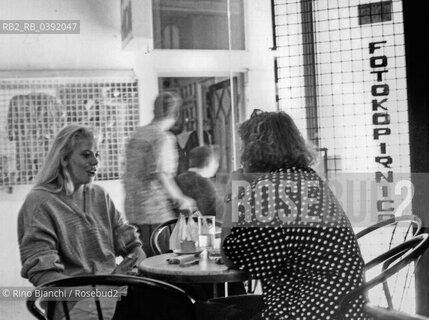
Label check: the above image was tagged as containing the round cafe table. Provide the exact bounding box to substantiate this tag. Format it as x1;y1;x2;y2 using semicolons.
138;252;249;297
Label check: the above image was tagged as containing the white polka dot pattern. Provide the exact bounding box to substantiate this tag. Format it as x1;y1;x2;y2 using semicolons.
223;167;369;320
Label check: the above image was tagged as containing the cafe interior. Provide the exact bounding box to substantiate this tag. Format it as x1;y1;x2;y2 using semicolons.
1;0;429;319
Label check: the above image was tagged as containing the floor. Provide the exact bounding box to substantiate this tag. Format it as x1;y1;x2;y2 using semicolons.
0;301;34;320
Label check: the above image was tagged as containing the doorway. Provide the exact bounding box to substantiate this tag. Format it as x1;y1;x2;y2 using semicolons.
159;75;245;188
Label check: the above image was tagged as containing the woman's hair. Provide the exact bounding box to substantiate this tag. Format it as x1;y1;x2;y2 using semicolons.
238;111;316;172
153;91;183;121
34;124;95;195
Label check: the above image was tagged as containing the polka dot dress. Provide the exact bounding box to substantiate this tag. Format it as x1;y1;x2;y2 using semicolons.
223;167;369;320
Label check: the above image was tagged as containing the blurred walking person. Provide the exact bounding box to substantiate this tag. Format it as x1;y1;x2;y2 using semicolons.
124;91;195;256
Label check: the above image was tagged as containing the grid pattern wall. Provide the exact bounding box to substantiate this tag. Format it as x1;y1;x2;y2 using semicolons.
272;0;414;313
273;0;410;174
0;77;139;186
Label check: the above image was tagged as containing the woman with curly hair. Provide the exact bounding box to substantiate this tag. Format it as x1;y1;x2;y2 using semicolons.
221;110;368;320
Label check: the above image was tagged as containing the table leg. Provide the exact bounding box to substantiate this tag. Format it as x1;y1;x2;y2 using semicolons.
213;283;218;298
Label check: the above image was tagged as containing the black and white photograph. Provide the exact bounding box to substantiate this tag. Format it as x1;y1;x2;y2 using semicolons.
1;0;428;319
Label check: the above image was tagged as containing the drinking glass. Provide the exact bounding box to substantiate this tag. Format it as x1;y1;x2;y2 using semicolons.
197;216;215;250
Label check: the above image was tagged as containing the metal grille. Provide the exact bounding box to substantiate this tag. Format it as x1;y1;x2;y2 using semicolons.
272;0;415;314
0;75;139;185
273;0;410;174
180;83;199;132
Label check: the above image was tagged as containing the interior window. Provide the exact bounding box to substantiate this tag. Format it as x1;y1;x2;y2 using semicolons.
152;0;245;50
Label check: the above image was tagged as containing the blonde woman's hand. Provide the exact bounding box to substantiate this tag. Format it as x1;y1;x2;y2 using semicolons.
131;246;146;266
112;247;146;275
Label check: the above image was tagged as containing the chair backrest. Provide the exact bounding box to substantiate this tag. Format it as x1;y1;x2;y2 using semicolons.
357;215;422;264
150;218;178;255
27;274;195;320
356;215;422;240
339;233;429;315
150;217;222;255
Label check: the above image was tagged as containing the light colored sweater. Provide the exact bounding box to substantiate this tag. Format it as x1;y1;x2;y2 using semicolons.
18;183;141;286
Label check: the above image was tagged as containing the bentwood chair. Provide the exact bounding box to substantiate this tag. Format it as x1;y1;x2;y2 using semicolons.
356;215;422;242
150;218;179;255
357;215;422;265
339;233;429;318
27;274;195;320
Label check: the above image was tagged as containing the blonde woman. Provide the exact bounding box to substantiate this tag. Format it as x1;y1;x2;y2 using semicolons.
18;124;145;319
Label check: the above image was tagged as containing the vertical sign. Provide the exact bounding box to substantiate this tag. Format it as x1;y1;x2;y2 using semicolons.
369;41;395;220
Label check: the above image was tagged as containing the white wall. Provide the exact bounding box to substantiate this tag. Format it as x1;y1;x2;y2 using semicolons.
0;0;275;287
0;0;276;122
136;0;277;123
0;0;136;70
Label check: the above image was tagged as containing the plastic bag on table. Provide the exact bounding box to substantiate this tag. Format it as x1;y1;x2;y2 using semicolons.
187;211;200;243
169;214;189;250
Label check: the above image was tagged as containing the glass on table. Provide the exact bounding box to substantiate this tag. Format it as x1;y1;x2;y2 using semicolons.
197;216;215;251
